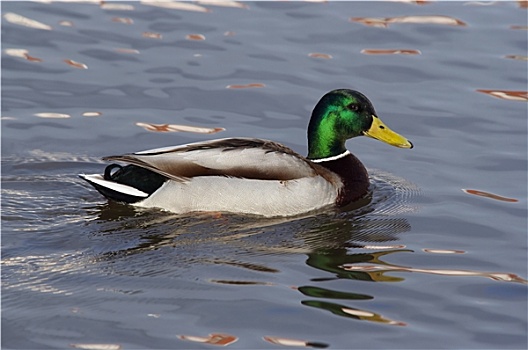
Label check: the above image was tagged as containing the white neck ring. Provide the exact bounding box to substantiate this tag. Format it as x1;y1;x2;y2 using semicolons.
309;150;351;163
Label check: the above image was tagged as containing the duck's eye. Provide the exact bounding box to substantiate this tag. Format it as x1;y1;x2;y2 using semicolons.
347;103;360;112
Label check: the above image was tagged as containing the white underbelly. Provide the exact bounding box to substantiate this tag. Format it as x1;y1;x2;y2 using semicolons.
135;176;339;217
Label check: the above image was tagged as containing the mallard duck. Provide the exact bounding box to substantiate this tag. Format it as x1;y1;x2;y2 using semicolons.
80;89;412;217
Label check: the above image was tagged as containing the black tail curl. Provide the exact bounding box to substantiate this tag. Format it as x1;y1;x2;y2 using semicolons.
81;164;168;204
103;164;168;196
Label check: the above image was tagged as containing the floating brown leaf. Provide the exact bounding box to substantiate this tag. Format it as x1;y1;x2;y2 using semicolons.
361;49;421;55
462;189;519;202
136;122;225;134
178;333;238;346
226;83;265;89
186;34;206;40
59;20;74;27
476;89;528;101
25;54;42;62
351;15;466;28
308;52;333;59
112;17;133;24
64;59;88;69
504;55;528;61
143;32;162;39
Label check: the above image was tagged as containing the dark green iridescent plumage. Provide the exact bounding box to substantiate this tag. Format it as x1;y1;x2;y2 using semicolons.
307;89;375;160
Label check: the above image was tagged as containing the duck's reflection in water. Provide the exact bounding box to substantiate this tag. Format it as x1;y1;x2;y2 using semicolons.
88;195;414;328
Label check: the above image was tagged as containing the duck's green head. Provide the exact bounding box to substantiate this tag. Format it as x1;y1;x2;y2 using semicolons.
307;89;413;160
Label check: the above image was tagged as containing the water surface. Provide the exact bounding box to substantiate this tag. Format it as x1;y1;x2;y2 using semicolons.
2;1;527;349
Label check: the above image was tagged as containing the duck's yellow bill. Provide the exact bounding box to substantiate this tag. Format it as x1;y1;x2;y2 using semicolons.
364;116;413;149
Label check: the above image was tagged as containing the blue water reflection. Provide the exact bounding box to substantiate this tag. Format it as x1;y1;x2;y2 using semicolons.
2;1;526;349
